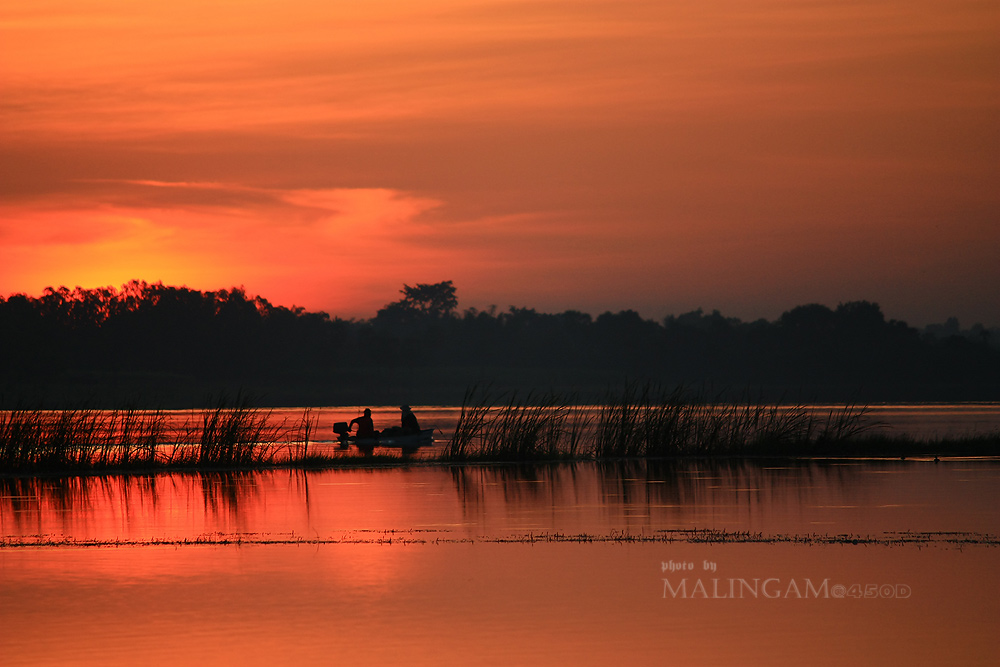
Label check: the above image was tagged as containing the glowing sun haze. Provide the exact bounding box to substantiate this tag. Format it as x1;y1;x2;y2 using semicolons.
2;0;997;324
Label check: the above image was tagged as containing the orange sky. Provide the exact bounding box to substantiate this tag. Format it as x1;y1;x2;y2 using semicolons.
1;1;997;325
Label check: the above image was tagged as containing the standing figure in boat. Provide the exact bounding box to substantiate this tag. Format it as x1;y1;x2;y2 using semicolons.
400;405;420;434
349;408;378;438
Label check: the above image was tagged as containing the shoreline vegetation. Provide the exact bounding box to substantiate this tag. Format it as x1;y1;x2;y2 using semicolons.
1;386;997;477
3;281;999;408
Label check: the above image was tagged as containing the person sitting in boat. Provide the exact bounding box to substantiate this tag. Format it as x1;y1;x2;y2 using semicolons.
381;405;421;437
349;409;378;438
400;405;420;434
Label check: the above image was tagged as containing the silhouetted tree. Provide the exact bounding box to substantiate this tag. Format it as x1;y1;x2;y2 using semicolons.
376;281;457;321
1;281;998;405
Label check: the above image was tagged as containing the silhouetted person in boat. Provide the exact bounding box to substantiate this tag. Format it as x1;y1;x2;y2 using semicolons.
400;405;420;434
382;405;421;437
349;409;377;438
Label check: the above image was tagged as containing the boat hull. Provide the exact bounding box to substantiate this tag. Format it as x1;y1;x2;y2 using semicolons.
338;428;435;450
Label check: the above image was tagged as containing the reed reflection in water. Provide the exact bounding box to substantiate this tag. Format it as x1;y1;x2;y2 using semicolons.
447;460;1000;537
5;461;998;543
2;462;999;666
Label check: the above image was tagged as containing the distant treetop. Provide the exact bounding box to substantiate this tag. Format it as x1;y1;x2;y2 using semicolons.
375;280;458;324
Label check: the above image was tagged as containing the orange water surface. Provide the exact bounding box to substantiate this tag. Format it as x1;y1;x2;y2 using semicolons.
2;461;998;665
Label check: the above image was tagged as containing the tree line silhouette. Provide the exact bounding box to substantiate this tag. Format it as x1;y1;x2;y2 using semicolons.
1;280;996;407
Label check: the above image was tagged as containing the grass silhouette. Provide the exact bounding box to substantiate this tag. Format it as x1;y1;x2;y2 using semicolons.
1;385;997;474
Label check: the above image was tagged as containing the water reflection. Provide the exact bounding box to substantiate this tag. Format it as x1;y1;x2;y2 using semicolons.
445;461;882;535
450;464;560;505
201;472;258;521
3;467;999;664
1;475;157;535
597;459;842;518
2;460;999;542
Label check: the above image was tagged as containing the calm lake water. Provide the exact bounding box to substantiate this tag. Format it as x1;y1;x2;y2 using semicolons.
2;457;999;665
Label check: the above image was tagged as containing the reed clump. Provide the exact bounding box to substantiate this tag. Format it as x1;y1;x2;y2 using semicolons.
6;386;985;473
0;408;47;470
0;406;167;471
446;382;883;460
0;396;319;472
592;383;687;456
103;407;165;466
443;386;584;461
183;395;283;467
443;385;493;461
592;383;881;457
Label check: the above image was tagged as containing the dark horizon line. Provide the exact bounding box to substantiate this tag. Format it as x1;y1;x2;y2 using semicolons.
3;279;997;333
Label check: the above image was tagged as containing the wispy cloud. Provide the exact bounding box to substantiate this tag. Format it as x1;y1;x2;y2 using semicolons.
1;0;997;324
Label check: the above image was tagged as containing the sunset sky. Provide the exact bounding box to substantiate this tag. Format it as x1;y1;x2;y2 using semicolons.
2;1;997;326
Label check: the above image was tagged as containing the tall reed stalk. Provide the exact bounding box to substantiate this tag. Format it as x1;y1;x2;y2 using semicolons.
287;408;315;460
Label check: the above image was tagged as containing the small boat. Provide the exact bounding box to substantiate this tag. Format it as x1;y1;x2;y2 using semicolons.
332;422;434;450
